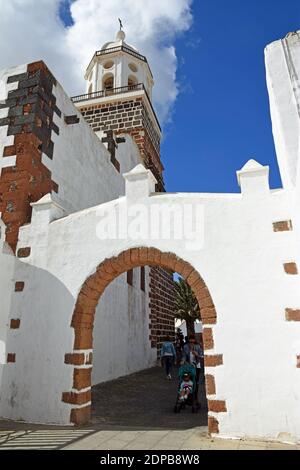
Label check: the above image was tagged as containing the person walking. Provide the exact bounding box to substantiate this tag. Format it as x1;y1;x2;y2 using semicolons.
182;334;204;407
160;335;176;380
175;328;184;365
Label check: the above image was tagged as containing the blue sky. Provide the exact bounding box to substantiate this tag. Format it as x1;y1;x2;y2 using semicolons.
60;1;300;193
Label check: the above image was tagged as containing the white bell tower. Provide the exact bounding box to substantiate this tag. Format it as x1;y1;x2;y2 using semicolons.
72;25;164;191
84;29;154;101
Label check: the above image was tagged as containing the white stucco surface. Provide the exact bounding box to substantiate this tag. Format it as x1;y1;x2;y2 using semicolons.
0;32;300;443
92;269;155;385
265;32;300;189
0;221;16;396
48;80;142;214
0;160;299;441
0;63;153;425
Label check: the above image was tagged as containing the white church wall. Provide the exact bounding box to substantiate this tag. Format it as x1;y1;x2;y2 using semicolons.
1;161;299;442
265;33;300;189
265;32;300;281
92;268;155;386
0;63;151;423
0;220;15;393
0;31;300;443
0;253;15;363
0;257;75;424
47;80;152;390
47;79;142;215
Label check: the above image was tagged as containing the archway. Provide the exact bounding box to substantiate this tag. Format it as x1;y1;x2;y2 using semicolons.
128;75;138;88
63;247;223;434
103;73;114;92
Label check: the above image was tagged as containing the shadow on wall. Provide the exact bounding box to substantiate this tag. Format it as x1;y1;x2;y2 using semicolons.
0;256;77;425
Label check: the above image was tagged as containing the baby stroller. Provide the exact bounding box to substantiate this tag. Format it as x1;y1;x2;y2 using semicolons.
173;363;199;413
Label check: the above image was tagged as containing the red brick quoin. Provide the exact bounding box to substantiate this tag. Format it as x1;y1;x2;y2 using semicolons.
64;248;226;432
0;61;60;252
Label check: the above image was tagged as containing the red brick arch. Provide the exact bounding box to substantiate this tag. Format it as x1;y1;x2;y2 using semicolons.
63;247;225;434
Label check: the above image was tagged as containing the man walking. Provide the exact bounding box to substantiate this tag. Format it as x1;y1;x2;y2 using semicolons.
160;335;176;380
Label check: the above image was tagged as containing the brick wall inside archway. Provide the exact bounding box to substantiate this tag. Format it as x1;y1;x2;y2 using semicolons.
63;247;226;434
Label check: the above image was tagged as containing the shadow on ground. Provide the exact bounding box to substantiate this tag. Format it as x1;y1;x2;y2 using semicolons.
0;366;208;449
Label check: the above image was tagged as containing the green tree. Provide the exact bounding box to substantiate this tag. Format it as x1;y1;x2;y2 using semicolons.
174;277;200;337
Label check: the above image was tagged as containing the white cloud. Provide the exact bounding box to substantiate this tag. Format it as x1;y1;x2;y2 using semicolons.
0;0;193;123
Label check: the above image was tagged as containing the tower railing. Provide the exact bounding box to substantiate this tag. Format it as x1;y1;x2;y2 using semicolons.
71;83;161;132
96;45;147;63
71;83;144;103
86;45;153;78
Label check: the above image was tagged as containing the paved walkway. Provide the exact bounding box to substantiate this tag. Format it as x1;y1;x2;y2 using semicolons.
0;367;299;450
91;366;208;429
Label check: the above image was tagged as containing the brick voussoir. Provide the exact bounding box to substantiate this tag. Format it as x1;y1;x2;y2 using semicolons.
130;248;141;264
186;270;201;287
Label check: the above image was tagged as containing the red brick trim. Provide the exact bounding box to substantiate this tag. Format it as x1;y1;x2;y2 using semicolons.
283;263;298;275
62;390;91;405
70;405;91;425
17;247;31;258
285;309;300;322
65;248;224;426
204;355;223;367
205;375;216;395
208;416;219;434
15;282;24;292
73;368;92;391
273;220;293;232
10;319;21;329
203;328;214;350
208;400;227;413
7;353;16;363
65;352;93;366
0;61;60;252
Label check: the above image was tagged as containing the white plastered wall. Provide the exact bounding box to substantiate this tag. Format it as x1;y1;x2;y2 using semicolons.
0;162;299;441
0;219;15;390
0;64;154;424
92;268;153;386
265;32;300;280
265;33;300;190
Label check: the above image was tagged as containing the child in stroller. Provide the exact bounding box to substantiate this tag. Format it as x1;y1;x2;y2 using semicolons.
174;363;199;413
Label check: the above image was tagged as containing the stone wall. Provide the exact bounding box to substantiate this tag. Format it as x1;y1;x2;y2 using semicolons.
78;97;164;191
0;61;59;251
149;266;176;354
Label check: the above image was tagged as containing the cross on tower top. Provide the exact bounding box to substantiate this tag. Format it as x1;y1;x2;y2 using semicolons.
118;18;123;31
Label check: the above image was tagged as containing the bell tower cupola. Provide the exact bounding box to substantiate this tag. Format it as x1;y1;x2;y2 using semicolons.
84;28;154;101
72;22;164;191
